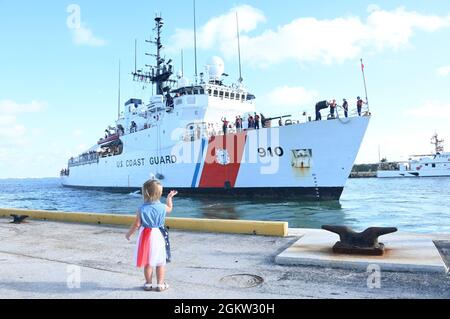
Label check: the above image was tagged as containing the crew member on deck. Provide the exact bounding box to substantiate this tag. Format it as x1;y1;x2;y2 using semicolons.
329;99;337;118
131;121;137;133
166;93;174;110
342;99;349;118
221;117;229;135
235;116;241;133
315;100;329;121
254;113;261;130
356;96;366;116
248;115;254;129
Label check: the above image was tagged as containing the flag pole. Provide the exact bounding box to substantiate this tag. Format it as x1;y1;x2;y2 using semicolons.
118;60;121;120
360;58;369;112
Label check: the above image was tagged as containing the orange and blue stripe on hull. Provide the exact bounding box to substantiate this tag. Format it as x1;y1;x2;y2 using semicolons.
198;132;248;188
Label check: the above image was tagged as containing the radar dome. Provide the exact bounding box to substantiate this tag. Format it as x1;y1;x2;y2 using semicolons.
208;56;225;80
177;76;190;88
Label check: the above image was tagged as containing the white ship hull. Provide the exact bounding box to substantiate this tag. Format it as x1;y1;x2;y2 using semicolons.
61;116;370;200
377;169;450;178
378;143;450;178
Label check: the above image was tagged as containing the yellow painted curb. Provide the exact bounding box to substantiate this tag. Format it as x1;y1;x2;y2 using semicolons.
165;217;287;237
0;208;288;237
0;208;134;226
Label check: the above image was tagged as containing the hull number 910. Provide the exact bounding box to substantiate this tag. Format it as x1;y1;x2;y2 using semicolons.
258;146;284;158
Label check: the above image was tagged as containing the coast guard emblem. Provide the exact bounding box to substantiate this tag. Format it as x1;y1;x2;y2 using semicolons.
215;148;230;166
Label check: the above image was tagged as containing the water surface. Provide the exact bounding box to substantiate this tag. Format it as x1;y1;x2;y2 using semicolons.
0;177;449;234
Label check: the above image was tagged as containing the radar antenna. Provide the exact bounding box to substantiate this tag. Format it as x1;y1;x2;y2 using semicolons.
132;16;175;95
431;133;444;154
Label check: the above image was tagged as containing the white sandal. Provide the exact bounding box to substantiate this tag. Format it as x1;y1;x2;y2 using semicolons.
156;282;169;292
143;283;153;291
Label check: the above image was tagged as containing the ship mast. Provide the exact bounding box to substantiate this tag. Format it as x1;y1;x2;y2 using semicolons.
431;133;444;154
132;16;174;96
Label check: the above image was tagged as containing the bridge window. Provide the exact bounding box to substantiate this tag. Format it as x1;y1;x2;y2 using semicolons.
230;93;235;99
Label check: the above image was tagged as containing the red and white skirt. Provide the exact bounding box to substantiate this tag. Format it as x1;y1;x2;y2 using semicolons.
135;227;167;268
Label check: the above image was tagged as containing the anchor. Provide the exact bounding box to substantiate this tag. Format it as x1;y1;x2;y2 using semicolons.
322;225;398;256
10;215;29;224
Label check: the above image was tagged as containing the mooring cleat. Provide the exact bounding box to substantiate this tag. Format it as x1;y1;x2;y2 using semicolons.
322;225;398;256
10;215;29;224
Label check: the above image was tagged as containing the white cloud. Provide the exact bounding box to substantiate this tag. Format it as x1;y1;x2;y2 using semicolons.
266;86;319;108
169;5;265;53
0;124;26;139
406;101;450;119
436;65;450;77
0;115;16;126
0;100;46;114
170;6;450;66
71;24;107;47
0;100;46;147
72;129;84;137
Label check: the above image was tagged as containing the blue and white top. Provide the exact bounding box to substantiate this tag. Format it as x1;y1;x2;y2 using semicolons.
139;201;167;229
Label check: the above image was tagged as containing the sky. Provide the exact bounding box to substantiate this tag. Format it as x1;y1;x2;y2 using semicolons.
0;0;450;178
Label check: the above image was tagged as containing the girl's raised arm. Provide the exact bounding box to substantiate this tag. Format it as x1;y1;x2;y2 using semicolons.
166;190;178;214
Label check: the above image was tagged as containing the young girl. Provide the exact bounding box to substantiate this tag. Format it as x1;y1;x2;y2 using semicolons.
126;179;178;292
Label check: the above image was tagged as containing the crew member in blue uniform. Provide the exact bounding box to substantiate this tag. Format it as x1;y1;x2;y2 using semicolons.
342;99;349;118
356;96;366;116
315;100;329;121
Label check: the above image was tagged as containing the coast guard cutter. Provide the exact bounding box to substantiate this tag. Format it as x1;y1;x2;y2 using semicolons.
60;16;371;200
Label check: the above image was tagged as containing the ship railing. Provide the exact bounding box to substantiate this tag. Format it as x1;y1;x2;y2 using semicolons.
68;154;100;167
377;161;410;171
334;104;371;119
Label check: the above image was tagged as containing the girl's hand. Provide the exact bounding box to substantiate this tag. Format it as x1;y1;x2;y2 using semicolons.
125;232;132;241
168;190;178;198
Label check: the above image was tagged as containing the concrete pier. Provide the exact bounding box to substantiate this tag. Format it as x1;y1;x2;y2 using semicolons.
1;217;449;299
276;229;449;273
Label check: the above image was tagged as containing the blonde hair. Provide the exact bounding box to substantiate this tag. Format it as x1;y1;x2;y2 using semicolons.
142;179;163;202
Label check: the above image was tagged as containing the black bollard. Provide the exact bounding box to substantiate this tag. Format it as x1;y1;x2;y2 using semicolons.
10;215;29;224
322;225;398;256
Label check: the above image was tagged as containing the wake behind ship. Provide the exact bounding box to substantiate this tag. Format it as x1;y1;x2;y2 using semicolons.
60;16;371;200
